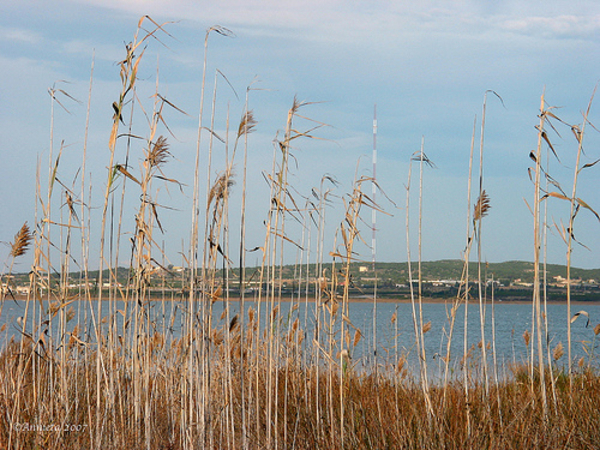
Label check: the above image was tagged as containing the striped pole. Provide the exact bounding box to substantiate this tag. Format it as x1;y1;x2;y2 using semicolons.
372;104;377;269
372;104;378;363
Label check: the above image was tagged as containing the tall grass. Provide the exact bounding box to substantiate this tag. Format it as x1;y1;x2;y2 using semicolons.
1;17;600;450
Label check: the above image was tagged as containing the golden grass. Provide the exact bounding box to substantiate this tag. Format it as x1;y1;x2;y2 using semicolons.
9;223;32;259
1;337;600;449
473;190;491;222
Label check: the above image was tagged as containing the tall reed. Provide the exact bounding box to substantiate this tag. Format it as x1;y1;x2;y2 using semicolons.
405;143;434;416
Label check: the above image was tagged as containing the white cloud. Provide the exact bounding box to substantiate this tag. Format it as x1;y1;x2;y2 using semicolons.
53;0;600;48
61;39;124;62
501;14;600;39
0;26;42;44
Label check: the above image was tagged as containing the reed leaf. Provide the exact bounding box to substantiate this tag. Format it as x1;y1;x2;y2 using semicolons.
571;310;590;327
208;171;235;207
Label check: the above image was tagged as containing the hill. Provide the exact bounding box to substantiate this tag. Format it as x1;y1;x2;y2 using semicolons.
4;260;599;302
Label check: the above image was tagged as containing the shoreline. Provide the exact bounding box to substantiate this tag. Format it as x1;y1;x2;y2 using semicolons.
5;294;600;306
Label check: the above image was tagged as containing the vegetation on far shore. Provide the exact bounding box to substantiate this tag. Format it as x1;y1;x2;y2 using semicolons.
4;260;600;303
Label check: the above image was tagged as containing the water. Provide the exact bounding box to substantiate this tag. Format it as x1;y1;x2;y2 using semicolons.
1;297;599;381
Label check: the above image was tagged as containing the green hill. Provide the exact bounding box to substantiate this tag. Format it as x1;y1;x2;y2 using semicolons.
6;260;599;303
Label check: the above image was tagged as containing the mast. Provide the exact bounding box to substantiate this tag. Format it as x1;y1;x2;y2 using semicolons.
372;104;377;269
372;104;378;363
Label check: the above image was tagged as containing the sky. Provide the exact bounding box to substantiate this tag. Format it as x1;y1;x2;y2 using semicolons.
1;0;599;274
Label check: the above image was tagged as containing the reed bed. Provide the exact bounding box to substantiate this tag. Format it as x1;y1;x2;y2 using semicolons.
1;335;600;449
1;17;599;450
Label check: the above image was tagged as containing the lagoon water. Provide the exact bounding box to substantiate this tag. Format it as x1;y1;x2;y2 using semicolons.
1;297;599;381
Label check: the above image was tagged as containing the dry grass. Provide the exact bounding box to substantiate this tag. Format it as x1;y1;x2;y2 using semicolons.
9;223;33;259
1;336;599;449
473;190;491;222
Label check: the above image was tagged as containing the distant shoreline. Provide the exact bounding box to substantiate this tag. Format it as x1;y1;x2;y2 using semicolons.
6;294;600;306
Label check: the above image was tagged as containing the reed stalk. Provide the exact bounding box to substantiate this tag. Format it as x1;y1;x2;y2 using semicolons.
406;144;434;416
416;140;431;411
542;144;558;408
565;87;596;385
442;116;476;419
475;91;493;397
531;92;547;414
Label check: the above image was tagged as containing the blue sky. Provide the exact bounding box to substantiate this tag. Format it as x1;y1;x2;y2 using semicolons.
1;0;599;272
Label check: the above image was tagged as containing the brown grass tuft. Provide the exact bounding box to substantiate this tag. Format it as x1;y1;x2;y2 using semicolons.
423;321;432;334
237;110;257;138
147;135;170;168
473;190;491;221
553;342;564;360
10;222;32;258
523;329;531;347
352;329;362;348
208;170;235;207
